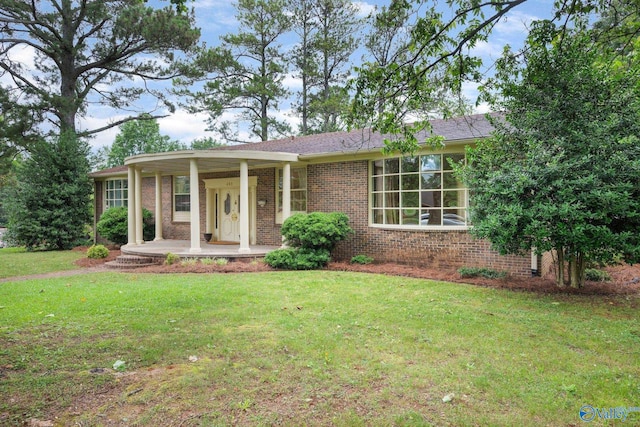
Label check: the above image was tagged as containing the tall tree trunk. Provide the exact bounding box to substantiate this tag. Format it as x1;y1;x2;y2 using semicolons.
569;251;585;288
555;246;566;287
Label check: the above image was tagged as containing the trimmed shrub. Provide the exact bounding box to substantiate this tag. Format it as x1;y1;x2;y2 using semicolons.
87;244;109;259
350;255;374;265
266;212;352;270
281;212;352;251
458;267;507;279
265;247;331;270
165;252;180;265
96;206;154;245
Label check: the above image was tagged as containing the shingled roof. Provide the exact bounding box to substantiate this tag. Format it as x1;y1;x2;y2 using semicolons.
90;114;496;177
213;113;495;156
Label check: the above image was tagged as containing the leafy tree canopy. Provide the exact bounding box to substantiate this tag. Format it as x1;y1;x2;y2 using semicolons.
105;115;185;168
462;20;640;288
0;0;201;156
348;0;640;154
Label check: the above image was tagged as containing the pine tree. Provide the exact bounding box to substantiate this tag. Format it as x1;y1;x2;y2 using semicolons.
6;132;92;250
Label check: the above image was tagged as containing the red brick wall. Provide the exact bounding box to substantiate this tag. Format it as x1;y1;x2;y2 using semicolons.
307;160;532;277
97;160;531;276
145;169;282;245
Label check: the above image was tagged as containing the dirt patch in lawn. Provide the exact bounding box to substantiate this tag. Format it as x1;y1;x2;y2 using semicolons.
72;247;640;297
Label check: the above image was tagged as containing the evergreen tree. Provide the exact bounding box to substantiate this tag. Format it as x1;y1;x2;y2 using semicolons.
303;0;360;134
6;132;93;250
185;0;292;143
464;22;640;288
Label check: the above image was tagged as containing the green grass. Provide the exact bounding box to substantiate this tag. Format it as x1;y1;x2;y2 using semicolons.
0;247;85;278
0;267;638;426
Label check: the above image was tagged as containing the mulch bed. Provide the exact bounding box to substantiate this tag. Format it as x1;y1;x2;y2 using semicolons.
73;246;640;297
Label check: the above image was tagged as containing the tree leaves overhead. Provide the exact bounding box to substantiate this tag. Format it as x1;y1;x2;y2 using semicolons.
462;20;640;289
0;0;201;141
348;0;640;154
105;115;185;168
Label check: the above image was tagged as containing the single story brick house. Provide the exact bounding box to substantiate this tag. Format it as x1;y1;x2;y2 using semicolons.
90;113;535;276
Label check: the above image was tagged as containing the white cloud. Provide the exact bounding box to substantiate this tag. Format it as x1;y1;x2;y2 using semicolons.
158;110;213;145
494;10;538;37
282;73;303;91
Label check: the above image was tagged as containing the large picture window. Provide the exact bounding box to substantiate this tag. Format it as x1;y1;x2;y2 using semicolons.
105;179;128;210
276;167;307;223
371;153;468;227
173;176;190;222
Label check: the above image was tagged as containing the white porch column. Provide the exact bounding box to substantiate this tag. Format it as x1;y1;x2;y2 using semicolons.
154;172;163;241
135;167;143;245
127;165;137;245
205;188;213;234
189;159;202;253
239;160;250;253
281;162;291;247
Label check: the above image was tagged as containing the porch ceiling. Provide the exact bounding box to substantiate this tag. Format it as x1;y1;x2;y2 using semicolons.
124;150;301;175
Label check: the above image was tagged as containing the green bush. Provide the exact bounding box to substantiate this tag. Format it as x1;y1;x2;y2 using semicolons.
351;255;374;265
96;206;154;245
281;212;352;251
165;252;180;265
585;268;611;282
265;212;352;270
265;248;331;270
458;267;507;279
86;244;109;259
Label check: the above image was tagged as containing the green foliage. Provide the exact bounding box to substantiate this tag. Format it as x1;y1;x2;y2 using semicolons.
350;255;374;265
347;1;637;155
266;212;351;270
106;116;186;167
96;207;154;246
281;212;352;251
5;132;92;250
584;269;612;282
464;23;640;289
189;136;224;150
87;244;110;259
215;257;229;266
457;267;507;279
180;258;198;266
182;0;292;142
0;1;201;140
165;252;180;265
265;247;331;270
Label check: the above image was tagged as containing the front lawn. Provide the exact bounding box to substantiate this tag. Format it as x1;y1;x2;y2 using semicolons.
0;247;85;279
1;270;638;425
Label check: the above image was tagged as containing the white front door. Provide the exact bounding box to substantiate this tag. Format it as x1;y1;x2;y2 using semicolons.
219;188;241;242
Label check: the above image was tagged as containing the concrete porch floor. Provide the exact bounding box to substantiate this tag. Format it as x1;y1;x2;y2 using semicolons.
121;240;280;261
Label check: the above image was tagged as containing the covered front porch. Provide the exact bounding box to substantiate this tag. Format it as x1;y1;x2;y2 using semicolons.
123;149;301;255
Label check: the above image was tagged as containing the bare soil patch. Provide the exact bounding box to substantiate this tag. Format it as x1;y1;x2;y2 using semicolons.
72;246;640;297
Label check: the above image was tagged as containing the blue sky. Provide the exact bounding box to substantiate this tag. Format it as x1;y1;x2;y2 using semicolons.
4;0;556;151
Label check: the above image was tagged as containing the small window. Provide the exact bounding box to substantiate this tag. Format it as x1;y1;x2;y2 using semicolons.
105;179;128;210
173;176;191;222
276;167;307;223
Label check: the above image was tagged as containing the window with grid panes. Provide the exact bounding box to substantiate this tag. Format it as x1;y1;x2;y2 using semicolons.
371;153;468;227
276;167;307;223
105;179;128;210
173;176;191;222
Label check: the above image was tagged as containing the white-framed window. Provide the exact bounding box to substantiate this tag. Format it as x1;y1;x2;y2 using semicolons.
276;167;307;223
173;175;191;222
105;179;128;210
371;153;468;228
